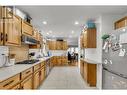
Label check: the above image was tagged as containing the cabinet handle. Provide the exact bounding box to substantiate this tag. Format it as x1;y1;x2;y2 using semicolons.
1;33;3;41
25;70;31;74
5;34;8;41
3;80;14;87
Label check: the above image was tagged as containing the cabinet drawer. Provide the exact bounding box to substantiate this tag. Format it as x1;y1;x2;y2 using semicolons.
0;74;20;89
10;84;20;90
34;64;41;72
21;68;33;80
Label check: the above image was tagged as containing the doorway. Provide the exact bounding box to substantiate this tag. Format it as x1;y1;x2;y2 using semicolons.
67;47;78;66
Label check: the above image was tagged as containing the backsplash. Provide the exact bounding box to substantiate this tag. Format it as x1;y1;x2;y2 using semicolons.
0;46;9;56
9;45;29;62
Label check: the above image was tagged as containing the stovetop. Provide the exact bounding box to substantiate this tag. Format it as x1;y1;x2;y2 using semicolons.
16;59;40;64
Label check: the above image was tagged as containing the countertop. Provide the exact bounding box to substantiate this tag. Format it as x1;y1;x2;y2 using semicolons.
80;58;101;64
0;56;52;82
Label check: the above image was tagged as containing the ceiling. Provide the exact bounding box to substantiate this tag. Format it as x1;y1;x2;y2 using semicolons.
16;6;127;45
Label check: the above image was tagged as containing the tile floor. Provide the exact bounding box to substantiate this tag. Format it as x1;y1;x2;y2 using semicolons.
39;66;97;89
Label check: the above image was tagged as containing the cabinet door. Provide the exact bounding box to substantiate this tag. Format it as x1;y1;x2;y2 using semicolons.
40;66;45;83
22;20;33;36
13;15;21;45
63;41;67;50
80;60;84;78
56;41;62;50
87;64;96;86
4;14;21;45
83;61;88;81
52;56;57;66
83;30;87;48
33;28;37;39
52;41;56;50
56;56;61;66
87;28;96;48
36;32;40;41
21;76;33;89
33;72;40;89
0;19;3;45
48;41;52;50
82;28;96;48
0;6;2;19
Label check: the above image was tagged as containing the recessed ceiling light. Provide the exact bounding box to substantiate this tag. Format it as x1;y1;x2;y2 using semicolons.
43;21;47;25
74;21;79;25
49;30;52;33
71;30;74;34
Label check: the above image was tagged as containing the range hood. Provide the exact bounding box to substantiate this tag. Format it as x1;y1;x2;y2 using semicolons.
22;35;38;45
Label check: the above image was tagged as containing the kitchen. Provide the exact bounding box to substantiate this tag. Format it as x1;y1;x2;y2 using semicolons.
0;5;127;90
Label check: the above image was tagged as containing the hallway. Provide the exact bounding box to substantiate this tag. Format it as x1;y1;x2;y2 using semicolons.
39;67;96;89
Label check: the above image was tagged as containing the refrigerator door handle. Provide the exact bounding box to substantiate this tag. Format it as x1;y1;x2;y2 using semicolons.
103;67;127;79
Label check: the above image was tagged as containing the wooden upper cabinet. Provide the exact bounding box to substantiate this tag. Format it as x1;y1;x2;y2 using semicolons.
0;6;2;19
33;28;42;42
56;41;62;50
48;40;68;50
62;41;68;50
22;20;33;36
4;13;21;46
114;17;127;29
0;6;12;19
51;41;56;50
33;28;37;39
0;19;3;45
80;35;83;48
82;28;96;48
36;32;41;41
13;15;22;45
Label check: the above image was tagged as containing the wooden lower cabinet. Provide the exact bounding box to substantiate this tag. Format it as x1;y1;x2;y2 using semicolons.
33;71;40;89
80;60;84;78
40;66;45;84
87;63;96;86
0;60;50;90
0;74;20;89
83;61;88;81
52;56;68;66
80;59;97;87
11;84;20;90
20;75;33;89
